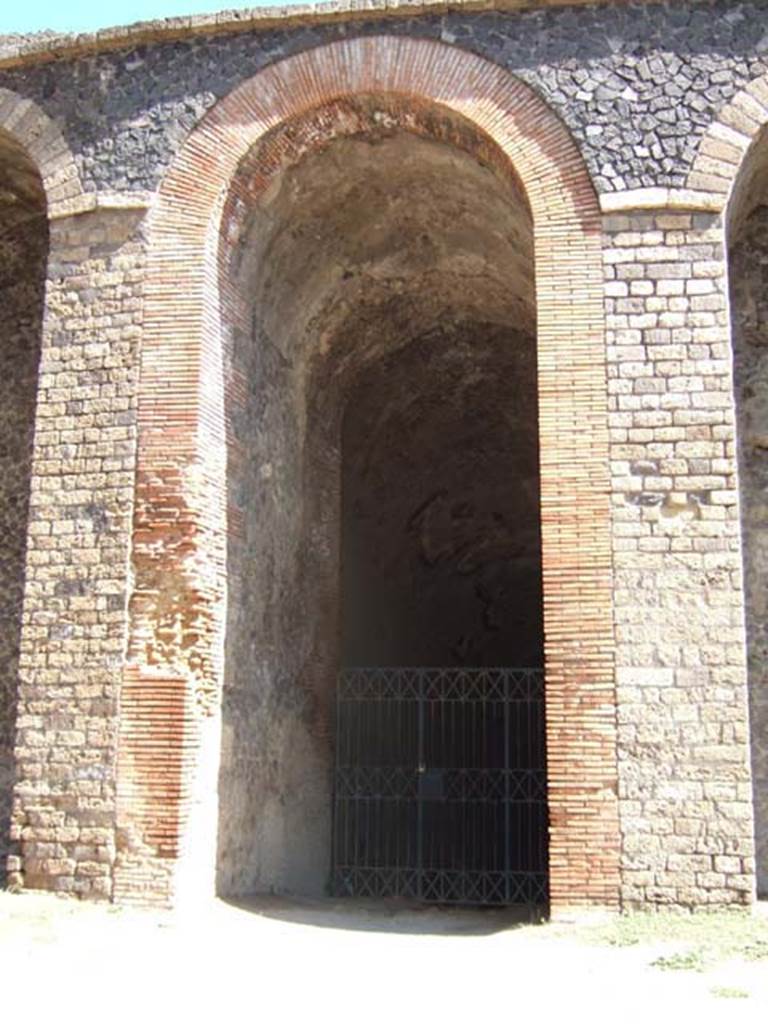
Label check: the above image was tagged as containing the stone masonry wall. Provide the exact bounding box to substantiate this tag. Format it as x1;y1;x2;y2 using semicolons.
1;1;768;200
730;205;768;897
0;206;47;882
606;210;755;907
7;207;143;898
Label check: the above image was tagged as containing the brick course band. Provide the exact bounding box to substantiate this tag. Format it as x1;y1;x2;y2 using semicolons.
122;34;619;910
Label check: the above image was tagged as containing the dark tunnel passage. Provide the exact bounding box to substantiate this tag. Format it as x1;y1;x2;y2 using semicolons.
341;323;543;671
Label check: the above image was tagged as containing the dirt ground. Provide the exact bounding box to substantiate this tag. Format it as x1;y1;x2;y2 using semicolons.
1;891;766;1023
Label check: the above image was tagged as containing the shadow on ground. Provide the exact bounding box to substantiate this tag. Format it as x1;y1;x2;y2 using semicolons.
222;894;543;936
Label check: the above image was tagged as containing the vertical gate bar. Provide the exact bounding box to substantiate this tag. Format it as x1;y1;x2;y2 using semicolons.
504;670;510;903
417;670;424;900
332;675;340;893
394;693;398;898
532;678;537;894
463;684;467;898
342;680;348;883
481;693;486;882
468;684;472;891
346;682;352;891
443;691;448;876
368;700;374;884
358;682;365;886
347;682;353;892
355;684;360;886
406;682;412;895
535;678;540;894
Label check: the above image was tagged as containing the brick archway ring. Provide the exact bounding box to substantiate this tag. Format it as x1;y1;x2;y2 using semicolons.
123;35;619;912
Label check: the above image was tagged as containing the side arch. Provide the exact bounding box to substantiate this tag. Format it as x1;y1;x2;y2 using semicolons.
0;88;78;885
122;35;619;912
0;88;83;209
687;73;768;229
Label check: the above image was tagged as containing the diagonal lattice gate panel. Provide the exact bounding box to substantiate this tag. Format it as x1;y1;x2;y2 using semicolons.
332;668;548;905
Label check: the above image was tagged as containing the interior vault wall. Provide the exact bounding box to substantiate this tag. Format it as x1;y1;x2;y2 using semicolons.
217;306;334;897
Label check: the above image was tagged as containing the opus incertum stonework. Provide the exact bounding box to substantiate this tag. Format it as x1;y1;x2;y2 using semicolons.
1;0;767;914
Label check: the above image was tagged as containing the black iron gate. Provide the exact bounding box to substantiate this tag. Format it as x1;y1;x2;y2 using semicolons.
331;667;548;905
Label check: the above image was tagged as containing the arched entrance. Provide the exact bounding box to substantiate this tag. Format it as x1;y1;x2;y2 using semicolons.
0;126;48;883
217;105;546;902
119;37;619;913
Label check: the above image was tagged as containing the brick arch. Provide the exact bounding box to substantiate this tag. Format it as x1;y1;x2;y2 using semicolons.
686;73;768;214
0;88;83;208
122;35;619;912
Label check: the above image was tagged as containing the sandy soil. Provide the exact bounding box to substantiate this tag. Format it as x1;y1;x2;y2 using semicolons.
1;892;766;1023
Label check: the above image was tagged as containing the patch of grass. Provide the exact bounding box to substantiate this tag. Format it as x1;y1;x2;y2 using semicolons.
743;939;768;961
604;935;640;947
651;949;705;972
562;908;768;974
711;986;749;999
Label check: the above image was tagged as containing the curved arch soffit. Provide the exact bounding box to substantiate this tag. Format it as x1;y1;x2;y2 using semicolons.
150;36;600;247
0;88;83;210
